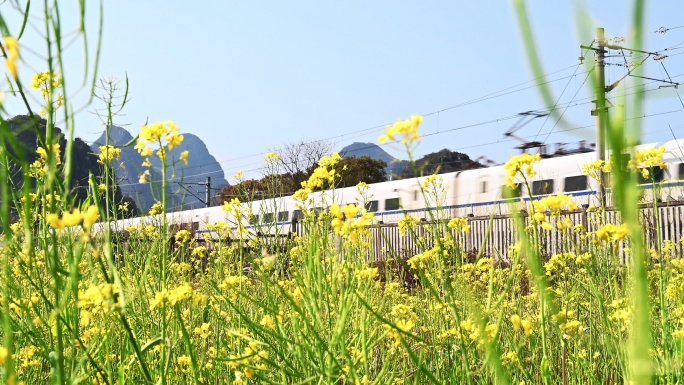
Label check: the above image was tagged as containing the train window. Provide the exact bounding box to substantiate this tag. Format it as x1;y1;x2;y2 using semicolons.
413;190;419;201
502;183;522;198
365;200;379;212
293;210;304;220
313;207;325;217
532;179;554;196
277;211;289;222
385;198;400;211
262;212;274;223
637;167;665;184
248;214;259;225
679;163;684;179
481;181;487;193
564;175;587;192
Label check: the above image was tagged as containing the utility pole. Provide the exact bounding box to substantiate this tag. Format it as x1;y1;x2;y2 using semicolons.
205;177;211;208
594;27;608;206
582;27;679;206
196;177;211;208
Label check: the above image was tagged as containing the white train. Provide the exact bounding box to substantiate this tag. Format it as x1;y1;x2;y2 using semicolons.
98;138;684;241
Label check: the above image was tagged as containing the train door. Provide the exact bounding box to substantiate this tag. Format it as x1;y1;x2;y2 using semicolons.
402;186;424;211
477;175;490;203
451;172;461;217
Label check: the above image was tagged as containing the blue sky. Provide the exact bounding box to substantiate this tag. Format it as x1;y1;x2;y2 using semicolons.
4;1;684;182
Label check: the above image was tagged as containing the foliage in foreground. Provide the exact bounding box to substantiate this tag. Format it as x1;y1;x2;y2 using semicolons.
1;0;679;384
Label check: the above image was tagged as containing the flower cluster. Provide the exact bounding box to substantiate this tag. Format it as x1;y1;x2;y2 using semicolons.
407;246;441;269
149;283;194;310
384;304;417;347
378;115;422;147
302;153;341;191
78;282;122;316
31;71;62;97
629;146;667;169
46;206;99;232
510;314;533;336
293;153;342;208
175;229;192;244
503;153;541;189
148;201;163;215
329;203;374;242
398;215;419;236
629;146;667;179
97;145;121;165
594;223;629;243
263;151;280;162
447;217;470;233
552;307;582;339
582;159;611;182
135;121;189;165
29;144;61;178
31;71;63;116
531;194;578;231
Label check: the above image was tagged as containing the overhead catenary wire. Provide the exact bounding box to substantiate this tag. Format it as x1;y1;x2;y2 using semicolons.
100;51;684;188
86;46;684;181
114;102;684;192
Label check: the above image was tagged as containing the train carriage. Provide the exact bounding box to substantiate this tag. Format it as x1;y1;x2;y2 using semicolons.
96;139;684;244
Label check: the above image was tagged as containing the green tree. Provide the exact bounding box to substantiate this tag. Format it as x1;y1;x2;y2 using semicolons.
333;156;386;188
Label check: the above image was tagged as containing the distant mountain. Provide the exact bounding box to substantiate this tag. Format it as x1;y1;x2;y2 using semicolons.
91;126;228;212
340;142;395;163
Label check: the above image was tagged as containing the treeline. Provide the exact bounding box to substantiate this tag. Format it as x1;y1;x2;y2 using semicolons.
217;142;484;204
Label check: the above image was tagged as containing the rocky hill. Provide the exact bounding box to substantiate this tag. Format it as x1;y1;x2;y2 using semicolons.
91;126;228;212
339;142;409;178
340;142;395;163
2;115;137;219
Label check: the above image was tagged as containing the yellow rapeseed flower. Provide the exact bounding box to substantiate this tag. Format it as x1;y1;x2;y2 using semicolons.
582;159;610;181
629;146;667;170
521;319;532;336
379;115;422;146
447;217;470;233
0;345;7;365
4;36;19;77
398;215;418;236
30;70;62;100
82;206;99;232
97;145;121;165
137;120;185;159
148;201;163;215
263;151;280;163
139;170;150;184
595;223;629;243
260;315;276;329
503;153;541;188
510;314;522;332
175;230;192;244
166;131;184;150
180;150;189;165
193;323;211;339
